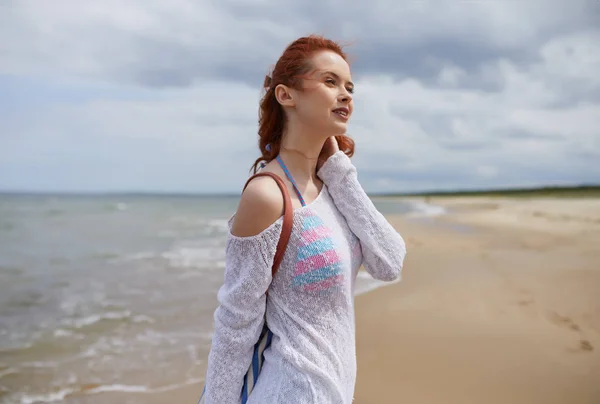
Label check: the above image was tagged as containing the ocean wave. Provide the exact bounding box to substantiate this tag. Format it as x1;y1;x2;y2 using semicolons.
84;377;203;394
45;209;64;217
16;387;76;404
0;337;35;354
177;271;204;279
19;361;60;369
10;378;204;404
0;366;18;379
112;244;224;270
62;310;133;329
161;246;222;268
405;200;447;217
80;336;128;359
109;251;155;263
104;202;128;211
3;290;47;310
60;310;155;331
53;328;85;339
206;219;229;232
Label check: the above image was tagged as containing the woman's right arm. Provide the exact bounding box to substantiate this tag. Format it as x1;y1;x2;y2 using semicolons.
203;177;285;404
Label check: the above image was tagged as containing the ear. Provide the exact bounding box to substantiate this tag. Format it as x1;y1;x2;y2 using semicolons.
274;84;296;107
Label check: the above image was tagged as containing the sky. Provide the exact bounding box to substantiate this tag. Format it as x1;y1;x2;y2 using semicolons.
1;0;599;194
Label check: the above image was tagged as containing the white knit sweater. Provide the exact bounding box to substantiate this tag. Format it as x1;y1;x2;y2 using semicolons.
203;151;407;403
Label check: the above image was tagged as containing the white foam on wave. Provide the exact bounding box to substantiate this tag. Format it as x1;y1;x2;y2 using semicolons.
86;384;149;393
13;377;203;404
20;378;201;402
53;328;85;340
83;377;203;395
206;219;229;232
132;314;155;324
115;243;224;271
161;246;217;268
17;387;76;404
405;200;447;217
53;328;74;338
111;251;155;263
80;335;130;359
63;310;132;329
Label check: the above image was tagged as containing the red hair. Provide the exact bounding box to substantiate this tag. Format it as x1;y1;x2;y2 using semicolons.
251;35;355;174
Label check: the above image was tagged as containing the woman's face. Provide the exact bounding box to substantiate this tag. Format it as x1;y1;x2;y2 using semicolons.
281;50;354;136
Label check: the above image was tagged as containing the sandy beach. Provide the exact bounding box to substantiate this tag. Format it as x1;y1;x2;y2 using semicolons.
354;196;600;404
100;196;600;404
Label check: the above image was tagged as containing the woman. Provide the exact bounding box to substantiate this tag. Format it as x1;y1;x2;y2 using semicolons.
202;35;407;403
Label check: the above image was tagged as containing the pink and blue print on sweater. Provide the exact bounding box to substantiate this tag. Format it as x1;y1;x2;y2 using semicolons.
291;212;345;293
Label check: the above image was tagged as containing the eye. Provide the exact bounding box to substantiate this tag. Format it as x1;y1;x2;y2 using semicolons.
325;76;354;94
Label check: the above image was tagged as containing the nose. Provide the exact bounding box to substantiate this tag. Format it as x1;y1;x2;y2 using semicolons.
339;90;352;103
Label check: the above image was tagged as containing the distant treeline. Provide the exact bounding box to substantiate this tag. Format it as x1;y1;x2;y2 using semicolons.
2;185;599;199
373;185;600;198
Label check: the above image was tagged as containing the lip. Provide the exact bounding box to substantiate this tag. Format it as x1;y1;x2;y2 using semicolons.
332;107;350;120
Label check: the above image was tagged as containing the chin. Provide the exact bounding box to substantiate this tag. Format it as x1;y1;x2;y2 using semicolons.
331;122;348;135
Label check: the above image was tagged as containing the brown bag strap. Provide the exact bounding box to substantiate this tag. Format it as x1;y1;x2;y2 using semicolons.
242;172;293;278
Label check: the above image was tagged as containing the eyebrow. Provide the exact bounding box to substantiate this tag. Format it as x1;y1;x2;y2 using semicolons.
321;71;354;89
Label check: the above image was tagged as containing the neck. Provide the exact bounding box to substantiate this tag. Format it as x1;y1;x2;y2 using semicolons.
279;127;325;183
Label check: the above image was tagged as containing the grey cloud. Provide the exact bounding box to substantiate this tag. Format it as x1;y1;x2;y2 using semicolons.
435;141;494;151
500;130;565;141
546;86;600;108
132;0;600;89
1;0;599;193
569;149;600;162
118;33;280;88
2;0;598;90
350;39;532;87
0;130;257;193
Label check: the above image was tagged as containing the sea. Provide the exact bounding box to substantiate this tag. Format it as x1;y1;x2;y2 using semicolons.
0;193;444;403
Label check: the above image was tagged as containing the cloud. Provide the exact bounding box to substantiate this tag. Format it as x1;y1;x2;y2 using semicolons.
2;0;597;87
0;0;599;193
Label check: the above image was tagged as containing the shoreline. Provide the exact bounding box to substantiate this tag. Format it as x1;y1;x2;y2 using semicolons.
59;196;600;403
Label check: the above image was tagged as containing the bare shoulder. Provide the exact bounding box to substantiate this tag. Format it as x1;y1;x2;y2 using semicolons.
231;173;286;237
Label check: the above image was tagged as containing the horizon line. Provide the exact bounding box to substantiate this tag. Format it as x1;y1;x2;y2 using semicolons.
0;184;598;197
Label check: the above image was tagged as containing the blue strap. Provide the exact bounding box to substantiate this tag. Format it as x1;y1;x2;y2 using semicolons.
275;155;306;207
